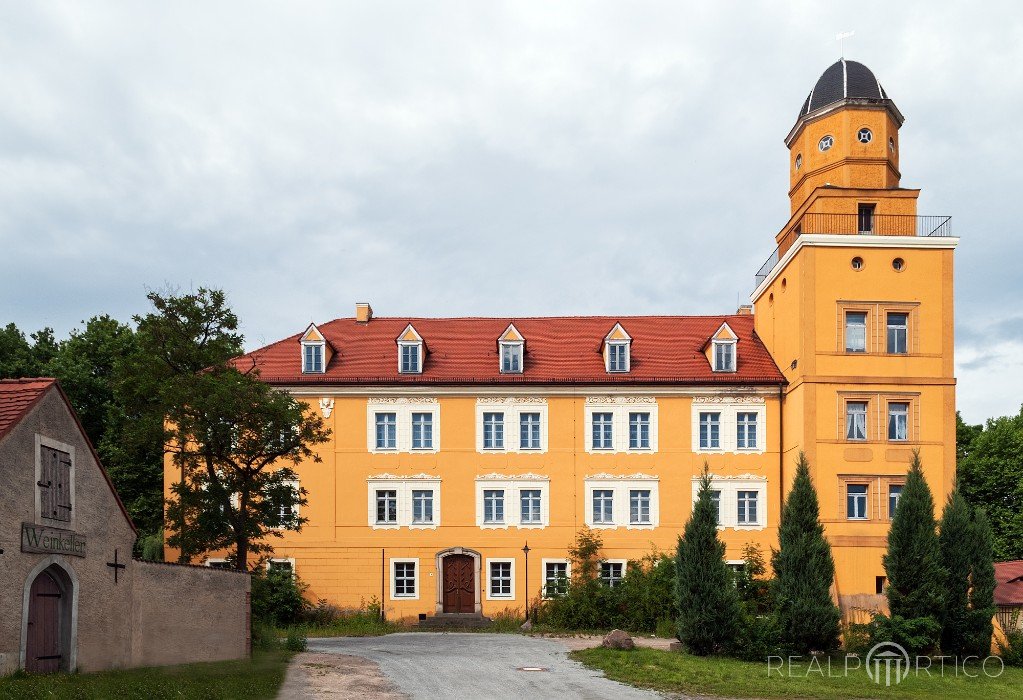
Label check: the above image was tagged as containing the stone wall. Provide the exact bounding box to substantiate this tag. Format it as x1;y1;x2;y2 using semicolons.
130;561;250;667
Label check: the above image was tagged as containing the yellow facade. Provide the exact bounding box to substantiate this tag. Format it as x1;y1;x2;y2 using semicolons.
164;59;957;622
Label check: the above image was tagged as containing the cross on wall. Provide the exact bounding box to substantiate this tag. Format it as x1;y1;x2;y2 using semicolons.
107;548;127;583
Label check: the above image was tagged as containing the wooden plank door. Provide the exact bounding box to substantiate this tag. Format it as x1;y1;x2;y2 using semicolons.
26;571;62;673
442;554;475;613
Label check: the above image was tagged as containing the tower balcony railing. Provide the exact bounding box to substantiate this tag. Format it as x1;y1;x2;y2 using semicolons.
754;214;952;291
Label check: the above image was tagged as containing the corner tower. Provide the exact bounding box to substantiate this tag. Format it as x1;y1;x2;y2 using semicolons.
752;59;958;608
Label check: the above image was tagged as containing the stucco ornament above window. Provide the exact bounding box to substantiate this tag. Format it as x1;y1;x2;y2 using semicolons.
318;398;334;418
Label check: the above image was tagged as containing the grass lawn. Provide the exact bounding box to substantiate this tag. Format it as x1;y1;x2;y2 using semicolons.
573;647;1023;699
0;650;291;700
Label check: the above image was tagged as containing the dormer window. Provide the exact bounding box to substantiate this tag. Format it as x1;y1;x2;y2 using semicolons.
397;324;424;374
713;341;735;372
603;323;632;374
498;323;525;374
608;343;629;372
708;322;738;373
303;343;324;373
300;323;330;374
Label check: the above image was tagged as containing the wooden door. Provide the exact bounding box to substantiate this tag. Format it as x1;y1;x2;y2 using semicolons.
26;571;62;674
442;554;475;613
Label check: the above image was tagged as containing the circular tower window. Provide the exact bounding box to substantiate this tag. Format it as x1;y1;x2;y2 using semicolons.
851;257;864;270
818;135;834;152
892;258;905;272
857;128;873;143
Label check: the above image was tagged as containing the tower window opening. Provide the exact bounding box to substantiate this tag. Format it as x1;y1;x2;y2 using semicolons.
858;203;876;234
889;136;896;153
795;153;802;171
818;135;834;152
857;127;873;144
851;257;864;270
892;258;905;272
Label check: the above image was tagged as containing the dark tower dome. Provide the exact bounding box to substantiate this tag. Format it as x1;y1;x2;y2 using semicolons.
798;59;892;118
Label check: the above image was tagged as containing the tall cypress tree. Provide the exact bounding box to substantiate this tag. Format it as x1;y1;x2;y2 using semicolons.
883;452;945;649
675;465;740;655
771;452;841;653
966;508;997;657
938;489;972;655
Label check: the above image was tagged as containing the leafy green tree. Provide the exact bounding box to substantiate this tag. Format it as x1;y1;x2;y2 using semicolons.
938;489;972;655
956;411;983;464
966;508;997;657
882;452;945;652
771;453;841;653
675;465;740;655
0;323;56;378
958;408;1023;560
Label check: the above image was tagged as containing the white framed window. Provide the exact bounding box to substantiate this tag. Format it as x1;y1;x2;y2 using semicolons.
520;489;542;524
699;412;720;449
888;484;904;519
411;412;433;450
205;558;232;570
629;489;651;525
712;340;736;372
737;491;759;525
691;399;766;454
476;399;548;453
584;398;659;454
709;490;721;524
543;559;570;598
302;342;325;373
599;560;626;588
628;412;650;450
847;484;868;520
391;558;419;600
482;412;504;449
399;342;421;373
888;402;909;441
736;412;758;450
887;313;908;354
483;489;505;524
486;559;515;600
412;489;434;524
607;342;630;373
846;401;868;441
366;400;440;453
267;558;296;574
366;477;442;529
584;476;659;529
591;412;613;450
845;312;867;353
475;476;549;529
272;479;300;530
501;342;523;373
693;476;767;530
375;412;397;450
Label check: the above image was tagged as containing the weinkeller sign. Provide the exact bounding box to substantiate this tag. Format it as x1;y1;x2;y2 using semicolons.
21;522;86;557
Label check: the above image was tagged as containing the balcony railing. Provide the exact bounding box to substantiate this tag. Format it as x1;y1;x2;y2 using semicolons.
754;214;952;291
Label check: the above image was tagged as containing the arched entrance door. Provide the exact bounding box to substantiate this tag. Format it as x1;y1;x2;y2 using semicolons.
26;570;64;673
442;554;476;613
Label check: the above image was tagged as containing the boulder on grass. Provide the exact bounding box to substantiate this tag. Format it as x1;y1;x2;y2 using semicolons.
602;629;635;650
520;620;533;632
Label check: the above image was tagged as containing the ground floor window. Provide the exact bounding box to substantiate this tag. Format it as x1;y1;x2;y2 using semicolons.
488;560;513;598
267;559;294;574
392;559;418;599
599;561;625;587
544;561;569;597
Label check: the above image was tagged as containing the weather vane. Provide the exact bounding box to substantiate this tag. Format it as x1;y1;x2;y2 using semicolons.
836;31;855;58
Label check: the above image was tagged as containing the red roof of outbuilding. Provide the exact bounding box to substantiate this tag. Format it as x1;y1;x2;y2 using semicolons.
995;560;1023;606
0;378;56;442
233;315;786;386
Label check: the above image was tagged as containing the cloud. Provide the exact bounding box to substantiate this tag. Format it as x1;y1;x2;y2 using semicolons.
0;1;1021;421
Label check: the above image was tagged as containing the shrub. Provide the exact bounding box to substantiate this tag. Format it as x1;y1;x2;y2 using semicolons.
251;566;307;627
966;508;997;656
843;622;873;655
1000;615;1023;667
868;613;942;653
285;629;308;651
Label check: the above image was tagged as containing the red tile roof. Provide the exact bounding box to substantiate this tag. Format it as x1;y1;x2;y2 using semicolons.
996;560;1023;606
0;378;56;442
234;315;786;386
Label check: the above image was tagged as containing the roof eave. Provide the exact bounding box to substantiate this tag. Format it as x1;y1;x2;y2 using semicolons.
785;98;905;147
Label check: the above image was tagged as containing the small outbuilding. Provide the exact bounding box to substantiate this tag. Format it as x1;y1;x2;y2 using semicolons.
0;378;250;674
995;560;1023;632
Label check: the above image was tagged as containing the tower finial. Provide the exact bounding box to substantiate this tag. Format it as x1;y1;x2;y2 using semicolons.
836;31;855;58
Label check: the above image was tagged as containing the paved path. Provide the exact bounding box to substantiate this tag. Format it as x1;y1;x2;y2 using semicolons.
296;633;665;699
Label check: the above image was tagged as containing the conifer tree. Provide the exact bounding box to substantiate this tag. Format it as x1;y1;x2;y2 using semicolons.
938;489;972;655
966;508;997;657
675;465;740;655
771;452;841;653
883;452;945;649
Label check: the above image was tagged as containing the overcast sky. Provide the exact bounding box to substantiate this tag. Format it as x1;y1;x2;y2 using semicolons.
1;2;1020;423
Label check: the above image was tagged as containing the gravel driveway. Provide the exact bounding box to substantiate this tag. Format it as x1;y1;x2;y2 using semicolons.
283;633;664;699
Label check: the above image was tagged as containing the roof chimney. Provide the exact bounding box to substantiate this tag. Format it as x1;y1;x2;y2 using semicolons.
355;302;373;323
736;304;754;316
